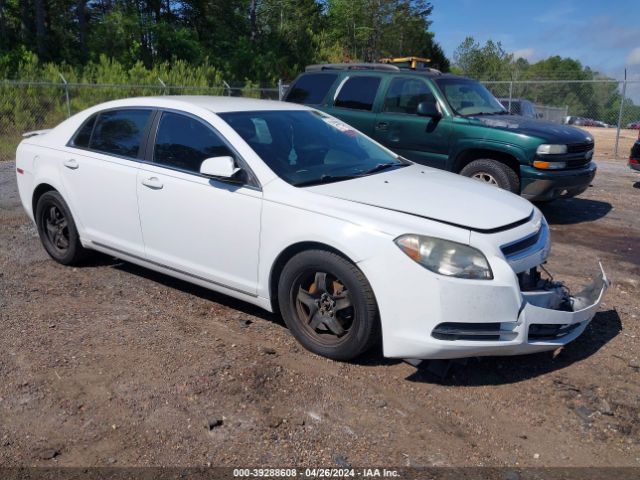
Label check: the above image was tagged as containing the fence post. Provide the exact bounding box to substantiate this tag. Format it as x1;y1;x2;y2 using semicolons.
278;79;283;100
508;80;513;113
223;80;231;96
157;77;167;95
59;73;71;117
614;70;627;159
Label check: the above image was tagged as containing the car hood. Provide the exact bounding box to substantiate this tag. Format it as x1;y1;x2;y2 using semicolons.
468;114;593;144
306;165;534;232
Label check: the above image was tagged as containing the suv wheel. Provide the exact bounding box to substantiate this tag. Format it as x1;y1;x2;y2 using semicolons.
460;159;519;194
35;191;88;265
277;250;380;361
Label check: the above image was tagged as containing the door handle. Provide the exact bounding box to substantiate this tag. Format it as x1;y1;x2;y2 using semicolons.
141;176;164;190
63;159;79;170
375;121;389;131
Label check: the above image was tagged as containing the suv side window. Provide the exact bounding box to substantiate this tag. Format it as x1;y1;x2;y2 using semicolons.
89;109;152;158
153;111;233;173
287;74;337;105
334;76;381;111
383;78;435;114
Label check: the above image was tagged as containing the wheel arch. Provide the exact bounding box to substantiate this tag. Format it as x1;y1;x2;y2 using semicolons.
32;182;58;217
268;241;360;314
452;148;521;178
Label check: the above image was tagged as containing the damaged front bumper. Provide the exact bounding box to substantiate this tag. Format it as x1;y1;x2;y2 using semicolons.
407;264;610;360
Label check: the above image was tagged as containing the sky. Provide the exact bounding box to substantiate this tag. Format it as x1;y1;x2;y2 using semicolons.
430;0;640;101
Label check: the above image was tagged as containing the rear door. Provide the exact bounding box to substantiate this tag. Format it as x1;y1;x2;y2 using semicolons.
372;76;451;169
326;75;382;136
61;108;153;256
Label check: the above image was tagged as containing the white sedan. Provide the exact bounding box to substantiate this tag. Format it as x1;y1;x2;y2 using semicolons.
15;96;608;361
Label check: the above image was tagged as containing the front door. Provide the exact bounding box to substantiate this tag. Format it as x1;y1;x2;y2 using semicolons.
372;77;451;169
136;111;262;295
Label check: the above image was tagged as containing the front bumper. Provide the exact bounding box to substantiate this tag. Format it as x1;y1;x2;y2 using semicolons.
361;239;609;360
520;162;597;201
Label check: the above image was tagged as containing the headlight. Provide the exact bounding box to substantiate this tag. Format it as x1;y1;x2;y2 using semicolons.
394;234;493;280
536;144;567;155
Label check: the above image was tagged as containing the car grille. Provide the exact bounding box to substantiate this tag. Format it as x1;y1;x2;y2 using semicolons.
567;142;594;153
566;157;591;168
432;322;517;341
500;222;548;261
528;322;583;341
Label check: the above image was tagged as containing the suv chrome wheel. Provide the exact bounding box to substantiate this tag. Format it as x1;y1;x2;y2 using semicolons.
472;172;499;186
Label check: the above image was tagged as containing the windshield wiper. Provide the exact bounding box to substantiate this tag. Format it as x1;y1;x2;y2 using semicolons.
295;174;359;187
467;111;506;116
359;163;403;176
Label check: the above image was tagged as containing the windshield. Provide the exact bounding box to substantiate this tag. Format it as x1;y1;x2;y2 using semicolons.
434;78;507;116
219;110;407;186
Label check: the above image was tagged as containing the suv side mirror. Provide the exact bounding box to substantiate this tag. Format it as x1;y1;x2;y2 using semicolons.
200;156;241;179
417;101;442;119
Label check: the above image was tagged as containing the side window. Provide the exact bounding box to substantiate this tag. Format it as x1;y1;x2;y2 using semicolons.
153;112;233;173
287;74;337;105
70;115;96;148
89;109;151;158
383;78;435;114
334;76;381;111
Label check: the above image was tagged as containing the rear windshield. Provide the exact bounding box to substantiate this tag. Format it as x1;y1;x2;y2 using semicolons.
286;74;338;105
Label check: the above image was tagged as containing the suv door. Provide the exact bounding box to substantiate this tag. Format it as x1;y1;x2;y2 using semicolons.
136;111;262;295
372;77;451;169
61;108;153;256
328;75;382;136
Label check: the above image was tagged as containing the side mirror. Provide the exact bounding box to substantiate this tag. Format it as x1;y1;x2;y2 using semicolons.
200;156;241;179
417;101;442;119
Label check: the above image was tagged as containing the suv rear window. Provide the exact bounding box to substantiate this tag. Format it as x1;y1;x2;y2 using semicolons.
287;74;337;105
335;76;381;111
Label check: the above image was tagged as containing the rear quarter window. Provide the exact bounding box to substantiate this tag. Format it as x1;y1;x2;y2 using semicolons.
286;74;338;105
70;115;96;148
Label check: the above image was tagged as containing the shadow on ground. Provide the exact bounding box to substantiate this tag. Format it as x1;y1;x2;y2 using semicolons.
539;197;612;225
405;309;621;385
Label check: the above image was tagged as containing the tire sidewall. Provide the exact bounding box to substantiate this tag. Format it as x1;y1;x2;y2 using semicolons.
35;191;83;265
460;159;519;193
278;250;377;361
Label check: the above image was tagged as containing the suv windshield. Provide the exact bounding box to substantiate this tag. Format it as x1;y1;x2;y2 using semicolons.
434;78;507;116
219;110;407;186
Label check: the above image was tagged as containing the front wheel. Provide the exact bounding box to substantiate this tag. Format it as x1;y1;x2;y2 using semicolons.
460;159;520;194
277;250;380;361
35;190;89;265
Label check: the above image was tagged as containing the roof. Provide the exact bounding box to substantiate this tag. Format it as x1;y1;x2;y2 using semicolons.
86;95;311;114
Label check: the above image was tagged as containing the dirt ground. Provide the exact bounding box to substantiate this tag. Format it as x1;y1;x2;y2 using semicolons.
580;127;638;159
0;158;639;468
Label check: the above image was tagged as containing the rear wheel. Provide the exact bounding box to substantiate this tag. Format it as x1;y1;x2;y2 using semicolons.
35;191;88;265
460;159;520;194
277;250;380;361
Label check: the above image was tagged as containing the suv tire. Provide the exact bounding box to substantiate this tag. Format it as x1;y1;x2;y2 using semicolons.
277;249;380;361
460;159;520;194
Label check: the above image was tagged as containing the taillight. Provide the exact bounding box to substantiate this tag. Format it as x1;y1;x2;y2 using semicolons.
630;158;639;165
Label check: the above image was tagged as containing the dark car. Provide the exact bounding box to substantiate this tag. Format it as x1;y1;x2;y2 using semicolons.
499;98;539;118
285;63;597;201
630;131;640;171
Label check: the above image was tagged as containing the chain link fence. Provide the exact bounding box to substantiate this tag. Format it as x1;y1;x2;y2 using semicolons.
1;78;639;161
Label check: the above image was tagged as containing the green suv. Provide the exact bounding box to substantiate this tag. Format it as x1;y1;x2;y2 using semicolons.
284;64;597;201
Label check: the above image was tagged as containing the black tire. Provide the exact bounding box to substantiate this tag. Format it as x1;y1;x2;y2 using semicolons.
460;159;520;194
35;190;89;265
277;249;380;361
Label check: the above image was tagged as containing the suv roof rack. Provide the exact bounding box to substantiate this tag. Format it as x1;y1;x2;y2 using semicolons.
304;63;442;75
305;63;400;72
